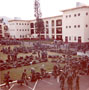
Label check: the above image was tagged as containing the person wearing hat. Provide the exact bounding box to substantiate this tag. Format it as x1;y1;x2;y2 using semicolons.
4;71;10;88
21;69;28;85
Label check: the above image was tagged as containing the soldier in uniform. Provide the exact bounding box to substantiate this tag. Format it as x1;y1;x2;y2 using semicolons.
40;64;45;77
4;71;10;88
21;69;28;85
59;73;65;90
53;64;58;78
30;68;37;82
67;74;73;90
76;74;80;90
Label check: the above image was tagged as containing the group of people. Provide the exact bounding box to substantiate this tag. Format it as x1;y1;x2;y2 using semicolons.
53;63;80;90
52;55;89;90
2;42;89;90
4;66;50;88
4;60;83;90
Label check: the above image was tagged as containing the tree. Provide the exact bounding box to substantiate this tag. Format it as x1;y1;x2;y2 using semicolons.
34;0;44;40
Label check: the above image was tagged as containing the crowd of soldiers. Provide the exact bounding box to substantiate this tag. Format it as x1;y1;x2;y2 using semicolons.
4;66;50;88
52;55;89;90
1;41;89;90
0;46;48;71
53;62;80;90
0;39;21;45
4;54;89;90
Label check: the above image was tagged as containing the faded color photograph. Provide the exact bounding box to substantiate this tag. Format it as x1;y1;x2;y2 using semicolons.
0;0;89;90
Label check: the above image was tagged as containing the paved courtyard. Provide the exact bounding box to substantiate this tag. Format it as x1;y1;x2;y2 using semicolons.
0;75;89;90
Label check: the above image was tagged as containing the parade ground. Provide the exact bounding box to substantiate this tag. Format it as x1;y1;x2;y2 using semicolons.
0;41;89;90
0;75;89;90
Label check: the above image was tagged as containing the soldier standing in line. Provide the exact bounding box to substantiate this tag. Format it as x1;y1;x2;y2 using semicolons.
76;74;80;90
67;74;73;90
53;64;58;78
4;71;10;88
59;72;65;90
21;69;28;85
38;50;40;58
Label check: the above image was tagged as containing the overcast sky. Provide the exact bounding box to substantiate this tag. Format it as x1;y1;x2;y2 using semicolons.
0;0;89;20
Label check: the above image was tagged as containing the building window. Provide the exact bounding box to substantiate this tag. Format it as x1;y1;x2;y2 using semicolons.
19;23;21;25
69;15;71;17
69;37;71;40
46;21;48;24
16;23;18;25
86;12;88;15
74;37;76;41
69;26;71;28
56;28;62;34
78;36;81;43
52;20;54;26
78;25;80;28
30;23;34;28
52;28;54;34
78;13;80;16
52;35;55;39
23;35;24;38
31;29;34;34
74;25;76;28
46;21;48;27
46;28;49;34
25;35;27;38
17;29;18;31
86;24;88;27
74;14;76;17
56;19;62;26
20;35;22;38
41;35;45;39
56;35;62;40
66;26;68;28
0;25;2;29
65;36;68;42
66;15;68;18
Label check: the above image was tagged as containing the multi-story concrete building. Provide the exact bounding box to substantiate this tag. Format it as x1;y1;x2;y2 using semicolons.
29;15;62;40
62;6;89;43
8;15;62;40
8;20;30;39
8;6;89;43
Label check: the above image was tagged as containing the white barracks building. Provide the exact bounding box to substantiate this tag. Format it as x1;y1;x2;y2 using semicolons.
8;6;89;43
62;6;89;43
8;16;62;40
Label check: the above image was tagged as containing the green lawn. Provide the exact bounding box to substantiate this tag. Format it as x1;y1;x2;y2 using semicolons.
0;43;78;84
0;44;63;84
0;62;58;84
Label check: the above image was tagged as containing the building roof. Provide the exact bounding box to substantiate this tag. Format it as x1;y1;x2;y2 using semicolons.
29;15;62;21
8;15;63;22
8;20;30;22
61;6;89;12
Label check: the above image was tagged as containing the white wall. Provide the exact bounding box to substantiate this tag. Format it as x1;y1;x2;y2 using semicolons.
84;8;89;43
8;21;30;39
62;7;89;43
